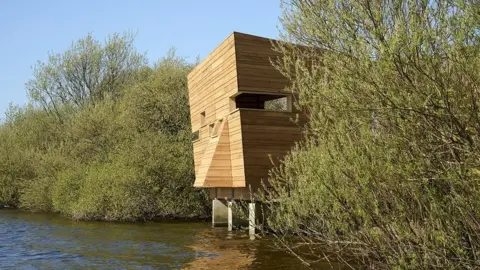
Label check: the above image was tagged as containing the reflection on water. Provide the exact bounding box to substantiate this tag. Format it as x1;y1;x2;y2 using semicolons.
0;209;313;269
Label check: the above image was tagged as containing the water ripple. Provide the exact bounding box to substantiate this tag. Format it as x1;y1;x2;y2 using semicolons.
0;210;309;269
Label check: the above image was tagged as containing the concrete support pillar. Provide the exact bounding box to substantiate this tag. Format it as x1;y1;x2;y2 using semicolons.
227;201;234;231
248;202;259;236
212;199;228;227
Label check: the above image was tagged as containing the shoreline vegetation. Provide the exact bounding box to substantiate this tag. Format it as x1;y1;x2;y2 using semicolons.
0;33;210;222
1;1;479;269
262;0;480;269
0;207;210;223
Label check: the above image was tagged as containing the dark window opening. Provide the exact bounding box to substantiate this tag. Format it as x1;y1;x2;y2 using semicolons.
192;130;199;141
234;93;290;112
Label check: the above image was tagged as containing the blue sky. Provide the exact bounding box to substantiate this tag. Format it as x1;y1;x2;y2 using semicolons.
0;0;282;119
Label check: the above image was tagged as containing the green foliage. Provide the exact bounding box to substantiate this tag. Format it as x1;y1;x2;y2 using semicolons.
26;32;147;121
121;49;194;135
266;0;480;269
52;165;86;216
265;97;288;111
0;33;209;221
0;106;61;207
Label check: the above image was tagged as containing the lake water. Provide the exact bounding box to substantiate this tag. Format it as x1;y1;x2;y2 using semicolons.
0;209;322;269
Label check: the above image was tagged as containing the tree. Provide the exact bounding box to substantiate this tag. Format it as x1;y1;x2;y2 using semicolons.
266;0;480;268
26;32;147;120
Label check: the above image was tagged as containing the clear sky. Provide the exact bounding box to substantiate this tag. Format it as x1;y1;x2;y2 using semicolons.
0;0;282;119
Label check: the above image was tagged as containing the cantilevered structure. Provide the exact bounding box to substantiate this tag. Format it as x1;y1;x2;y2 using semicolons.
188;32;306;201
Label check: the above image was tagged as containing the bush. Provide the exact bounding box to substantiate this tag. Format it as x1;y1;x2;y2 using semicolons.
265;1;480;268
0;34;209;221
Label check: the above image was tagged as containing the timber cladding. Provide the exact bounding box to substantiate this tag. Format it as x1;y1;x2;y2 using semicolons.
188;32;306;195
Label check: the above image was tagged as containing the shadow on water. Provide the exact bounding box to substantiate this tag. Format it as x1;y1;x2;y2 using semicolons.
0;209;341;269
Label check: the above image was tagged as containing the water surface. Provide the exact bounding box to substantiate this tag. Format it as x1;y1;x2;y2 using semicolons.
0;209;317;269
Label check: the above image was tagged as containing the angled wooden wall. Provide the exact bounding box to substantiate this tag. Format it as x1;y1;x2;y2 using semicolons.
234;32;290;94
189;33;245;188
188;33;238;132
194;119;233;187
228;110;245;187
240;110;306;189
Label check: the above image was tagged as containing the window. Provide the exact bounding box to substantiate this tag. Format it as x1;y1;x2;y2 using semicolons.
233;93;291;112
212;119;222;136
209;123;215;136
208;119;223;137
192;130;199;141
200;111;206;125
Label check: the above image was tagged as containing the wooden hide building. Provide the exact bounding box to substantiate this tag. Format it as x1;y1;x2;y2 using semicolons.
188;32;306;200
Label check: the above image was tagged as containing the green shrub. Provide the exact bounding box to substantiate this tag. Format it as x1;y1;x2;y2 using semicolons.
0;33;209;221
265;1;480;268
